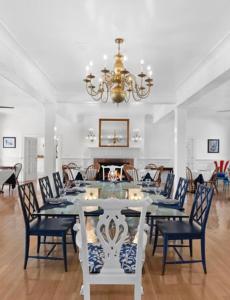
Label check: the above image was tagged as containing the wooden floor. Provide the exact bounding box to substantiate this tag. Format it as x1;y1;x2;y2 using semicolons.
1;187;230;300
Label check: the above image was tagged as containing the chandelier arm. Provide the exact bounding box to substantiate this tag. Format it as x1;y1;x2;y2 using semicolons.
85;83;104;101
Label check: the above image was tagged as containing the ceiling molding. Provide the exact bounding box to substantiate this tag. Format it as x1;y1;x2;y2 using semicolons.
0;20;57;104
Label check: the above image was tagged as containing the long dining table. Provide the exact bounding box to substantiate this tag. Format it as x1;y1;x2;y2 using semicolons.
33;181;188;225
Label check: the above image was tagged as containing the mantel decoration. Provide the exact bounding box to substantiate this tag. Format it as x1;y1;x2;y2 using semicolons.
131;129;142;143
86;128;96;142
99;118;129;147
83;38;153;104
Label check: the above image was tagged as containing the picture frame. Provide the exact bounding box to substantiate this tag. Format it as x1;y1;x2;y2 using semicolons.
207;139;219;153
99;118;129;147
3;137;16;148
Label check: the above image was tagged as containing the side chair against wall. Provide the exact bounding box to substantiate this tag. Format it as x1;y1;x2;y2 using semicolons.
152;184;214;275
149;177;188;242
3;162;22;194
74;198;151;300
186;166;195;193
53;171;63;198
18;182;76;272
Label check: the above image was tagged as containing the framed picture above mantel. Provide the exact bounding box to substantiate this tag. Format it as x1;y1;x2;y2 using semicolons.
99;118;129;147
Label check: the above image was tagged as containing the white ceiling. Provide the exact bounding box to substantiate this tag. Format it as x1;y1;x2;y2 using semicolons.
0;0;230;104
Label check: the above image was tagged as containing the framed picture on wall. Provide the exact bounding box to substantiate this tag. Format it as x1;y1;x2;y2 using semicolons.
3;137;16;148
207;139;219;153
99;118;129;147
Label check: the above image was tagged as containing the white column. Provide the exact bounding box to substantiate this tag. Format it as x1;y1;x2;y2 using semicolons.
44;103;56;176
174;107;187;187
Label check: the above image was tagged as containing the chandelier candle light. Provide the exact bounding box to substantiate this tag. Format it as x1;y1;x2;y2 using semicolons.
83;38;153;104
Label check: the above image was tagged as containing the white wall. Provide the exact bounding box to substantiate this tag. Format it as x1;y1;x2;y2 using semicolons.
187;115;230;170
0;106;44;178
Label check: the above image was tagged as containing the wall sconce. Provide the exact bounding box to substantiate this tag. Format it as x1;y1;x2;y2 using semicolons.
132;129;142;143
86;128;96;142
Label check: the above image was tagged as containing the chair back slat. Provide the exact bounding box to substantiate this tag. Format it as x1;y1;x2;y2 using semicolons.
163;173;175;198
53;172;63;197
38;176;53;203
190;184;214;231
174;177;189;209
76;199;150;279
18;182;39;229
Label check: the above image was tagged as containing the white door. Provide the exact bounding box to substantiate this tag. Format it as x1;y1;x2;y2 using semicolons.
24;137;38;181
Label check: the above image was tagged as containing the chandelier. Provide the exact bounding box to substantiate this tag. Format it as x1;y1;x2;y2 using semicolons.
83;38;153;104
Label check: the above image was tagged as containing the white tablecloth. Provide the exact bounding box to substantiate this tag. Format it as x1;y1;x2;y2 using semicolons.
192;170;212;182
0;170;14;191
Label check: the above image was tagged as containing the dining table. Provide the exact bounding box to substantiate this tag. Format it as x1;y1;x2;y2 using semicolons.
0;169;15;193
33;181;188;225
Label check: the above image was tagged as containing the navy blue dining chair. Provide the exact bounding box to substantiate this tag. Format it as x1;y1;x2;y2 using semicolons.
152;184;214;275
160;173;175;198
53;171;63;198
39;176;54;202
159;177;189;210
149;177;188;242
18;182;76;271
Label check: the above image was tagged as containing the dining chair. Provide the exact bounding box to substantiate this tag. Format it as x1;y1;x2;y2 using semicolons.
53;171;63;198
3;162;22;194
85;164;99;181
74;198;150;300
145;163;158;170
38;176;54;203
18;182;76;271
153;165;164;187
152;184;214;275
186;166;195;193
149;177;188;242
62;164;75;185
123;164;139;182
205;169;218;194
161;173;175;198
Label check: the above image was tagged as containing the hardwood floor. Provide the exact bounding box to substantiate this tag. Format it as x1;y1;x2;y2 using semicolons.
0;187;230;299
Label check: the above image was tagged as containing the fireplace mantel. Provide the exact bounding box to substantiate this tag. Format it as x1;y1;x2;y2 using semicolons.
88;146;141;159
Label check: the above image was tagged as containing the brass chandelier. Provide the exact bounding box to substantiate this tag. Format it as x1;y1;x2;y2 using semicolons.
83;38;153;104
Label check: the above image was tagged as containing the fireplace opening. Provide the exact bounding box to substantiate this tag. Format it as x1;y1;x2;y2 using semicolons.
94;158;134;181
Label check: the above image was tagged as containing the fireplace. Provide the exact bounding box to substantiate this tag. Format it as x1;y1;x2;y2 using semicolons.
94;158;134;181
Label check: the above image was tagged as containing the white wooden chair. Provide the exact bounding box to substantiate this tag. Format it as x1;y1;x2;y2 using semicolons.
102;165;123;181
74;198;150;300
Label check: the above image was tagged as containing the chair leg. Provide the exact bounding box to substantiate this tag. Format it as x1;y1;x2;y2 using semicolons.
162;236;168;275
37;236;41;253
62;235;67;272
149;217;154;243
71;227;77;253
83;284;90;300
152;226;159;256
134;283;141;300
189;239;193;257
201;237;207;274
24;234;30;269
